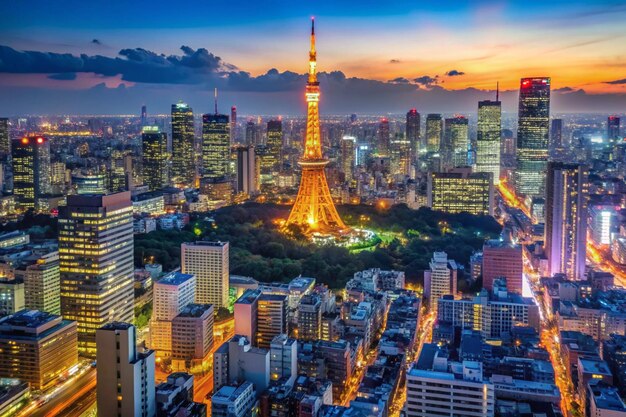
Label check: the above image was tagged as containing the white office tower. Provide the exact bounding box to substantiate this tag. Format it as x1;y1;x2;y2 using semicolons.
270;334;298;385
181;241;229;308
150;272;196;356
96;323;155;417
424;251;457;312
405;359;494;417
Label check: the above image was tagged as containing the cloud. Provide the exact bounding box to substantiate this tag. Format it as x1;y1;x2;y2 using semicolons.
413;75;438;86
0;44;232;84
446;69;465;76
605;78;626;85
91;39;102;45
388;77;410;84
554;86;575;93
48;72;77;80
389;59;400;64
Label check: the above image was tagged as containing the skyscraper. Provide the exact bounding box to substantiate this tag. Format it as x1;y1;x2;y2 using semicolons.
545;162;588;280
141;126;168;191
341;135;356;182
482;240;523;294
608;116;621;143
59;192;135;355
390;133;411;176
515;77;551;197
425;114;443;153
551;118;563;148
443;116;469;168
0;118;9;161
202;113;230;179
231;106;238;142
266;119;283;171
24;251;61;315
245;120;259;146
424;252;457;312
141;105;147;126
378;118;390;156
257;294;288;349
427;168;493;216
476;100;501;184
12;136;51;210
181;241;229;309
235;145;258;196
406;109;420;159
171;102;195;187
96;323;155;417
286;19;346;234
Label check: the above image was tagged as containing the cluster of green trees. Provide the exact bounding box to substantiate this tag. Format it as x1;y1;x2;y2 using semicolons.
134;203;501;290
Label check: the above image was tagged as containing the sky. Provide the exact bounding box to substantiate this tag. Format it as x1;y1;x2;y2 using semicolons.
0;0;625;115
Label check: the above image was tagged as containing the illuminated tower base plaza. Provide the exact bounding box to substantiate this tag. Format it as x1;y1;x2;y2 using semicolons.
286;19;347;236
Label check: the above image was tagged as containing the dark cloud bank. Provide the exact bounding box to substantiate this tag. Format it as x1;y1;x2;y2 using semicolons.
0;45;625;115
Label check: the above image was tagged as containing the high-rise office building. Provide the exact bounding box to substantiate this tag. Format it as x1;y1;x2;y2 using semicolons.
444;116;469;168
231;106;238;142
425;114;443;153
341;136;356;182
24;251;61;315
202;114;230;179
141;105;147;126
427;167;493;216
0;279;24;315
0;118;9;160
171;303;214;370
245;121;259;146
96;323;156;417
141;126;168;191
608;116;621;143
424;252;457;312
269;334;297;384
12;136;51;210
515;77;551;197
150;272;196;356
545;162;588;280
181;241;229;309
406;109;420;158
482;240;523;294
391;133;411;176
257;294;288;349
234;289;260;345
298;294;322;341
59;192;135;356
171;102;195;187
476;100;501;184
551;118;563;149
235;145;258;196
378;118;390;156
0;310;78;391
266;119;283;171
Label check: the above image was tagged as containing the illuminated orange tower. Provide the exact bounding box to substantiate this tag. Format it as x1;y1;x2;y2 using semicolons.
286;19;346;234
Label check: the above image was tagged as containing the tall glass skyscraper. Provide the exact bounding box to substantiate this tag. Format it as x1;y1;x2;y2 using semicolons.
443;116;469;168
425;114;443;153
171;102;195;187
544;162;588;280
0;118;9;161
266;119;283;171
608;116;621;143
476;100;501;185
12;135;51;211
515;77;550;197
378;118;390;156
406;109;420;160
141;126;168;191
59;192;135;356
202;113;230;179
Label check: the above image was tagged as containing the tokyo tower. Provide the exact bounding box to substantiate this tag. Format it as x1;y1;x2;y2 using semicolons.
286;19;347;234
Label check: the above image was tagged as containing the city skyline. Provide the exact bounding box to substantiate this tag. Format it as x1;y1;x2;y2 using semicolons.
1;1;626;114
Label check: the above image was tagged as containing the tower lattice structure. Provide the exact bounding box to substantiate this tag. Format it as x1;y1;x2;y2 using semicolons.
286;19;346;234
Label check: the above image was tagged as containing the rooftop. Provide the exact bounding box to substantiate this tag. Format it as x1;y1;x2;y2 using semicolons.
157;272;195;286
176;303;213;318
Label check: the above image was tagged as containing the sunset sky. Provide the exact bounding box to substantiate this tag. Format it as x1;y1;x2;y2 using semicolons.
1;0;625;114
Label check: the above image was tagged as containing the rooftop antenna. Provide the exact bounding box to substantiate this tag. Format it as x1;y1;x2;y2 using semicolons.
214;88;218;114
496;81;500;102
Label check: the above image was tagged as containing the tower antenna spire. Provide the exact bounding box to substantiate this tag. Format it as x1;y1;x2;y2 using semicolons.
214;88;218;114
496;81;499;102
308;17;317;84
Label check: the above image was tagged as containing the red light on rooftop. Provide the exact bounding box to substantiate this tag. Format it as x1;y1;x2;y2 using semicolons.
36;137;44;144
21;137;29;145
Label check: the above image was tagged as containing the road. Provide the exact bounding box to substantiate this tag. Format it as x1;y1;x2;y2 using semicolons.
20;367;96;417
498;184;582;417
392;311;435;417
